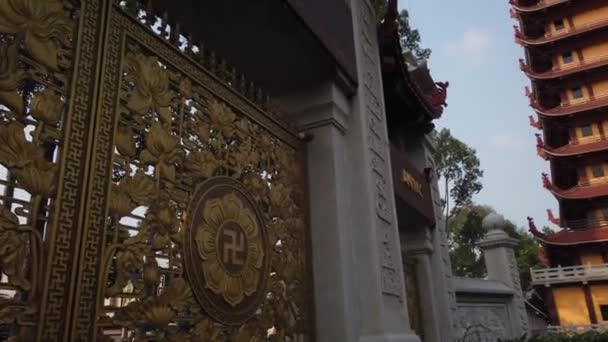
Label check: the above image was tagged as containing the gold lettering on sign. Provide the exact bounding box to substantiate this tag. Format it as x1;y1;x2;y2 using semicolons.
402;169;423;198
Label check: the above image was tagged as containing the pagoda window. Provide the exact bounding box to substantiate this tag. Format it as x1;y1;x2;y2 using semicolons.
562;52;573;64
581;124;594;137
553;18;565;31
592;164;605;178
601;305;608;321
572;87;584;99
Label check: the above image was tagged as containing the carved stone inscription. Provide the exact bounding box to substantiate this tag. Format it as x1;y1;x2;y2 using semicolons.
358;0;403;299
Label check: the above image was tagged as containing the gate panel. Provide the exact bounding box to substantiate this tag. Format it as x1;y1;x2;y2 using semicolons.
72;3;314;340
0;0;107;340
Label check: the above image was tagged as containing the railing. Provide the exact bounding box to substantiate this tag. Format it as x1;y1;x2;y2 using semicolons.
562;217;608;230
547;324;608;333
531;263;608;285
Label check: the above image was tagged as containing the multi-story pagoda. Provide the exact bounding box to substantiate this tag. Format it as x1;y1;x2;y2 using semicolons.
512;0;608;328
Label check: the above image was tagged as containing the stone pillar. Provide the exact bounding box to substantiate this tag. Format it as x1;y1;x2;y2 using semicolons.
479;214;530;338
402;232;442;342
350;1;420;341
277;81;357;342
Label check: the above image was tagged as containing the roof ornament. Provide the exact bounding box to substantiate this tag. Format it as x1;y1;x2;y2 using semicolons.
541;173;552;189
424;81;449;117
546;209;560;226
529;115;541;129
535;134;547;159
518;58;527;71
527;216;545;237
534;133;544;147
513;25;522;44
510;8;518;19
525;86;539;109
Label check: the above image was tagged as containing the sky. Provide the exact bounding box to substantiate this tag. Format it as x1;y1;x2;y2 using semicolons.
398;0;556;229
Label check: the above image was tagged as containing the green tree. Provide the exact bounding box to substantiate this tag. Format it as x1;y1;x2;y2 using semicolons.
448;204;542;291
434;128;483;228
374;1;431;60
398;9;432;60
449;205;491;278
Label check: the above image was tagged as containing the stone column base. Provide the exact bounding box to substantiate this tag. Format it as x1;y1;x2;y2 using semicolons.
359;333;421;342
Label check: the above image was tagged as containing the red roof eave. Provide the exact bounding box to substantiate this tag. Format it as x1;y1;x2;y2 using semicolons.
534;96;608;117
546;182;608;200
511;0;568;13
527;217;608;245
543;140;608;158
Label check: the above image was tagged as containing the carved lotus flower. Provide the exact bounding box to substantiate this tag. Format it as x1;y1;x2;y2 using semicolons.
231;326;260;342
140;123;184;182
0;207;29;291
107;232;148;296
192;319;221;341
0;121;57;197
196;193;264;307
109;172;155;218
115;125;137;158
12;157;57;197
208;100;236;138
269;183;290;209
0;43;25;114
143;258;160;286
125;54;174;124
157;278;193;311
142;303;175;329
31;88;63;125
0;0;71;71
178;78;193;98
0;121;43;168
185;150;219;181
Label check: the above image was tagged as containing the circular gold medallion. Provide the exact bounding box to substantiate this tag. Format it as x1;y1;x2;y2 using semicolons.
184;177;269;325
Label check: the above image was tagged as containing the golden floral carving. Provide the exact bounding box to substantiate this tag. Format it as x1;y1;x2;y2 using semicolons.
195;193;264;307
231;325;261;342
109;171;155;218
179;78;193;98
125;54;174;125
115;125;137;158
191;318;221;341
0;43;25;115
31;88;63;125
0;207;29;291
184;150;219;181
106;231;149;296
0;0;71;71
140;123;184;183
208;100;236;138
113;277;194;329
0;121;57;197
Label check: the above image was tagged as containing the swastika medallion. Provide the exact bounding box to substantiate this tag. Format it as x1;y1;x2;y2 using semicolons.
184;177;270;325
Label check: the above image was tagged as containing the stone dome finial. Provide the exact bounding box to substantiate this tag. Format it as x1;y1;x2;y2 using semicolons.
482;212;506;231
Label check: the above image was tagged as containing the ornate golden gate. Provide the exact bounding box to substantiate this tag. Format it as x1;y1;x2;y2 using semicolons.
0;0;313;340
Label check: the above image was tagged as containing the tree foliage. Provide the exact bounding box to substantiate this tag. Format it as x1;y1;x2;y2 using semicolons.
448;204;543;291
374;1;431;60
434;128;483;224
398;10;432;60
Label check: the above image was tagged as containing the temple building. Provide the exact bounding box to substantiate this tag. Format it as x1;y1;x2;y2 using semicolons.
511;0;608;328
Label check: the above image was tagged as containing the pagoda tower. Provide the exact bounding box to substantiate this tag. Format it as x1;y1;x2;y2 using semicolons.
512;0;608;328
